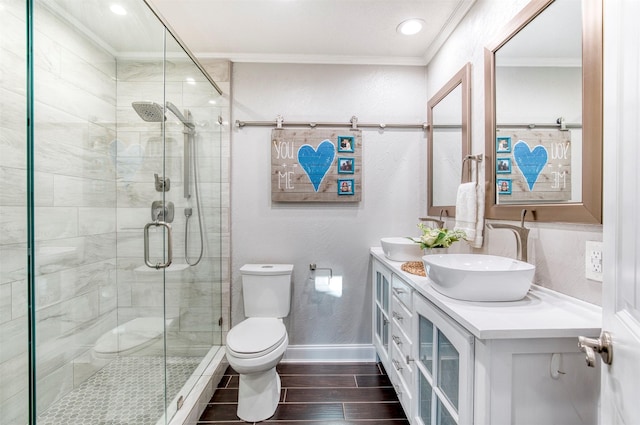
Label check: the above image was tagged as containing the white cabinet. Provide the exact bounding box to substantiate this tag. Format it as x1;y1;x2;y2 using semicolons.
370;252;601;425
472;337;599;425
372;260;415;414
373;260;391;365
389;275;414;414
413;292;474;425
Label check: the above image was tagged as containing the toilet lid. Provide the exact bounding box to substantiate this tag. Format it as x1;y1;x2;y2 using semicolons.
227;318;286;358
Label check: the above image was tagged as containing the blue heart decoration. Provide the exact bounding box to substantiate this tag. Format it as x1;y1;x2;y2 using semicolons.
297;140;336;192
513;140;548;191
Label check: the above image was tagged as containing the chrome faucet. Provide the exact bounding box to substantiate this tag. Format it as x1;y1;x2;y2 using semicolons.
418;210;447;229
418;217;444;229
486;209;530;262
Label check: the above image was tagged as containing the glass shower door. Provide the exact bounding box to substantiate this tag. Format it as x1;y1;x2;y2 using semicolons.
0;1;29;424
2;0;225;423
160;33;224;422
31;0;170;423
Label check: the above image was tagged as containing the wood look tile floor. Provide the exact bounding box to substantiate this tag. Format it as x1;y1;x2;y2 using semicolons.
198;363;410;424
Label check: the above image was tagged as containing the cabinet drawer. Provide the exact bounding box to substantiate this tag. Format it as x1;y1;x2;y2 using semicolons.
389;360;412;418
391;294;413;339
391;275;413;310
391;320;413;361
390;341;414;397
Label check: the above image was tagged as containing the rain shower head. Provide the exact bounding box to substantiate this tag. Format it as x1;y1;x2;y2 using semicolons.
131;101;195;130
132;101;165;122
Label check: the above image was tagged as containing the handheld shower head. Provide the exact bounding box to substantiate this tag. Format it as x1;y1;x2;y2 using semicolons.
132;101;165;122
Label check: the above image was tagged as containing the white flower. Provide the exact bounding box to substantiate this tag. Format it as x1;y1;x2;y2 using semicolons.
413;223;466;249
420;229;439;246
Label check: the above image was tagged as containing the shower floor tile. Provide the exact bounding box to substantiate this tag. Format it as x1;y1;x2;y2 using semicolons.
37;356;201;425
198;363;409;424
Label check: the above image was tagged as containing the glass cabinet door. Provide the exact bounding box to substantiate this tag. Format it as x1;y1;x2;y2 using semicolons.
373;263;391;355
414;295;473;425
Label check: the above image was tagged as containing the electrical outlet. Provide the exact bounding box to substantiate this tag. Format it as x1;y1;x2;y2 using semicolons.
585;241;603;282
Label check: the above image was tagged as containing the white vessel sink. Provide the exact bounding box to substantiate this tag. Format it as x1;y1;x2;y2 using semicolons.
422;254;535;301
380;237;423;262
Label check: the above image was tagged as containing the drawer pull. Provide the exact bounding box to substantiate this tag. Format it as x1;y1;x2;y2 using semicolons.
392;359;403;371
392;335;402;345
392;311;404;322
392;287;406;294
406;355;414;364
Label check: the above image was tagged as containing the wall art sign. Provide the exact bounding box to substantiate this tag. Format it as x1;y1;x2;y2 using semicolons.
271;129;362;202
496;129;571;203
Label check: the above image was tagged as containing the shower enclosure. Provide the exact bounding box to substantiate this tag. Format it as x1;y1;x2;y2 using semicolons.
0;0;230;424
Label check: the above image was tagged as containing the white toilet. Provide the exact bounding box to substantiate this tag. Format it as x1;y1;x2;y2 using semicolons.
225;264;293;422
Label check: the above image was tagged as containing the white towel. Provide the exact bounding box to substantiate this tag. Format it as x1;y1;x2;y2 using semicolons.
454;182;476;241
472;182;485;248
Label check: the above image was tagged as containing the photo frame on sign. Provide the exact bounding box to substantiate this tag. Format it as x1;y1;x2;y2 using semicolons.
337;178;354;195
496;136;511;153
496;157;512;174
337;157;355;174
338;136;355;152
497;178;512;195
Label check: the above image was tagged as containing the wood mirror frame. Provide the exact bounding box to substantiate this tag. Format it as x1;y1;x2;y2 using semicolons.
484;0;603;223
427;62;472;218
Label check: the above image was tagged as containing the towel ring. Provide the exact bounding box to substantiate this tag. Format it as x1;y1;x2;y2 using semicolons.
461;154;483;184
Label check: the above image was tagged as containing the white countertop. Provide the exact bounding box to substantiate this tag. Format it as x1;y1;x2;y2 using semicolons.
371;247;602;340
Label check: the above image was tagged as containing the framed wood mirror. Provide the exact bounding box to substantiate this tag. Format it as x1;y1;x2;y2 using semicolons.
484;0;602;223
427;63;472;218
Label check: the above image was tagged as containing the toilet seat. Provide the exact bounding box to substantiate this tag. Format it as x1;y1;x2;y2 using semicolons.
227;318;286;359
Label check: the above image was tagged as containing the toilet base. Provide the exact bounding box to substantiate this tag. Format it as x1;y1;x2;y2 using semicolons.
236;367;281;422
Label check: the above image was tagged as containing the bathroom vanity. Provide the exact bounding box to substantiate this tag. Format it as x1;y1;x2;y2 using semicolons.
371;248;601;425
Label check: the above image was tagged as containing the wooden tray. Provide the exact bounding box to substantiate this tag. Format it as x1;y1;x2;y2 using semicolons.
401;261;425;277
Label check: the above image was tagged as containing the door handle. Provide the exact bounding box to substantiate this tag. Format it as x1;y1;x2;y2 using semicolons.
578;331;612;367
144;220;173;269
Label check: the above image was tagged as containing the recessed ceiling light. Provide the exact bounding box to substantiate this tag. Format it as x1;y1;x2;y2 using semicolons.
397;18;425;36
110;4;127;15
186;77;196;85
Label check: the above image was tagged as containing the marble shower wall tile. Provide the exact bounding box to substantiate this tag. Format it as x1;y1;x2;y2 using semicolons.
34;120;117;182
0;315;29;364
52;175;116;207
78;208;117;236
1;10;232;411
0;90;28;169
0;1;123;413
0;388;28;425
0;283;12;324
0;244;27;286
0;351;28;402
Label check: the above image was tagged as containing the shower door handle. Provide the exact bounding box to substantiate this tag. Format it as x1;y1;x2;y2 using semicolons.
144;220;173;269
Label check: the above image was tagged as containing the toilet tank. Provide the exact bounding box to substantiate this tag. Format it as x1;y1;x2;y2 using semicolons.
240;264;293;318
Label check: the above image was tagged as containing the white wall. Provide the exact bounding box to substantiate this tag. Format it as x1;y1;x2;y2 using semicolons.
229;0;604;354
427;0;602;304
231;63;428;346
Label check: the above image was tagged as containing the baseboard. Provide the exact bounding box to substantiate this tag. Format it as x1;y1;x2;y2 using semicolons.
282;344;376;363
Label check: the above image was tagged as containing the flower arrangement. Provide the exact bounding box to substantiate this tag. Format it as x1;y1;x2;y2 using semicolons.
412;223;466;250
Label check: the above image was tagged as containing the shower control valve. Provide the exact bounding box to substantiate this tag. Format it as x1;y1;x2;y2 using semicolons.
154;173;170;192
151;200;175;223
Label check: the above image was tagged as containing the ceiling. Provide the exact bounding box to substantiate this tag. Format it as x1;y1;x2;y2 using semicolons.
146;0;476;65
